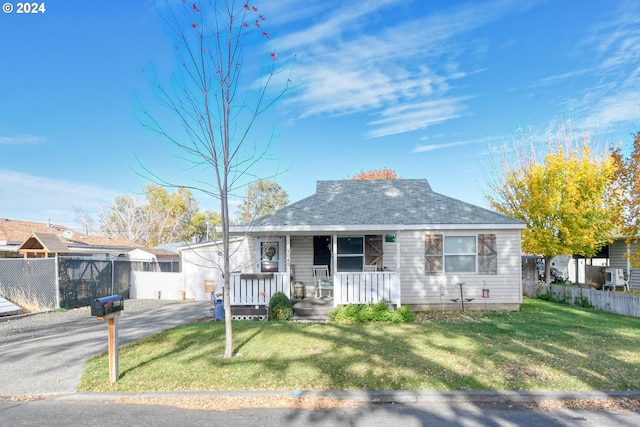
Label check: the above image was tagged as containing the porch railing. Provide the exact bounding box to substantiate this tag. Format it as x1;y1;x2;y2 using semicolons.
229;272;289;306
334;272;399;306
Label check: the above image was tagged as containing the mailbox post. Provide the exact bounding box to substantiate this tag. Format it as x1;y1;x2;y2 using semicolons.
91;295;124;383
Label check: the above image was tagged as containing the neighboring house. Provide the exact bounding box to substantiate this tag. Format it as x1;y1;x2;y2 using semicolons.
0;218;140;258
228;179;525;310
609;238;640;291
126;248;182;272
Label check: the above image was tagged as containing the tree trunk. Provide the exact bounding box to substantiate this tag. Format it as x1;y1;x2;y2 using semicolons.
544;255;553;286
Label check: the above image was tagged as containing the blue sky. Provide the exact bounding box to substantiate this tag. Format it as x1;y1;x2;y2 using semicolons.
1;0;639;231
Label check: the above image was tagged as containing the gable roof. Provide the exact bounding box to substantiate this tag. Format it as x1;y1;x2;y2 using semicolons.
0;218;140;251
232;179;524;233
18;232;71;255
129;248;181;261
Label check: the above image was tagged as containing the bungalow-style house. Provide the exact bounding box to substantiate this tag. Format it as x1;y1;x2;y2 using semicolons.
229;179;525;310
0;218;140;258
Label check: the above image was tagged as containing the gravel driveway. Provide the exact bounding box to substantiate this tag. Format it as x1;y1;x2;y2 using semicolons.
0;299;179;346
0;299;211;396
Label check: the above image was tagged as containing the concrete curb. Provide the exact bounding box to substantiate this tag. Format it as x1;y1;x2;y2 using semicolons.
48;390;640;405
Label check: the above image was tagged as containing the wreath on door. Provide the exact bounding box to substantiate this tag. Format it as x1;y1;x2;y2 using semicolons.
264;245;276;259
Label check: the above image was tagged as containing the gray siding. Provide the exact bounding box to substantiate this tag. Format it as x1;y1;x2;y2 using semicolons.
382;238;397;271
610;239;640;291
610;240;628;272
290;236;314;295
398;229;522;305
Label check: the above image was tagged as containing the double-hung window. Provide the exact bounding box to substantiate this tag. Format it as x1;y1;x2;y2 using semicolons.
425;234;497;275
337;236;364;272
444;236;476;273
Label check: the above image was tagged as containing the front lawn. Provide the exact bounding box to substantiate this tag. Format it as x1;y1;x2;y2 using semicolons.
78;298;640;392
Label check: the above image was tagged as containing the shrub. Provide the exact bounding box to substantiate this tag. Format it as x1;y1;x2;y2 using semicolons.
268;291;293;321
574;295;593;309
329;301;414;323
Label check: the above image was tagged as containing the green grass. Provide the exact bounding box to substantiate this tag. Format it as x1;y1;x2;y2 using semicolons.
78;298;640;392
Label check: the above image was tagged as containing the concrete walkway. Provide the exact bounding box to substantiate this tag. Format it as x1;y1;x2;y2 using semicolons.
0;301;211;396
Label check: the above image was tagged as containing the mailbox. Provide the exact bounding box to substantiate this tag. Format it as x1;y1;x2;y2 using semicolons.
91;295;124;317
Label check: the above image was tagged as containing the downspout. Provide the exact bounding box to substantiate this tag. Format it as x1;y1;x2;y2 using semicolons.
396;230;401;307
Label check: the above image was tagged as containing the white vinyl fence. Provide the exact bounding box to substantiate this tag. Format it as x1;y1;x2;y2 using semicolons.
524;283;640;318
130;271;185;300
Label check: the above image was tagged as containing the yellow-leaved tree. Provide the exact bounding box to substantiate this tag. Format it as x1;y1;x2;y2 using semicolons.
612;131;640;266
487;123;623;284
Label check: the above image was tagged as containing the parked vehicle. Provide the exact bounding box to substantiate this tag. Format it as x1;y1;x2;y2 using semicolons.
537;263;565;283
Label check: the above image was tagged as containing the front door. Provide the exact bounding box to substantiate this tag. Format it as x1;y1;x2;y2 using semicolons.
313;236;331;271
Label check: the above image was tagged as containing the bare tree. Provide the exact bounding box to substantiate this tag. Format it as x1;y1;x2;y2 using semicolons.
73;206;98;235
139;1;290;357
99;194;150;244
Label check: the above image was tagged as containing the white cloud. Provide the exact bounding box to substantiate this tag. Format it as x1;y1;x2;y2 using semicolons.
412;138;485;153
568;2;640;129
278;0;526;138
0;134;45;144
585;91;640;127
367;97;467;138
0;169;120;229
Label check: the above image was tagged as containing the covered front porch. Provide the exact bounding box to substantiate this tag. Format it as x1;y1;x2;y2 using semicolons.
228;233;401;308
228;270;400;306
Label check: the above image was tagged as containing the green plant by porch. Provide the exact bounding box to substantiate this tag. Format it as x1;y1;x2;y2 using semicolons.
268;291;293;321
329;301;414;323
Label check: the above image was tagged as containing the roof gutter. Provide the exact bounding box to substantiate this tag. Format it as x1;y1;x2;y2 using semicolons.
230;222;526;234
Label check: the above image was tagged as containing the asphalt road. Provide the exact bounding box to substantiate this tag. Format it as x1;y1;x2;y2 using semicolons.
0;300;211;396
2;393;640;427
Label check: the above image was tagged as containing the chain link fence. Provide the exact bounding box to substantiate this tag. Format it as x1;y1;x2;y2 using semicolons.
0;258;58;310
59;257;132;309
0;257;134;311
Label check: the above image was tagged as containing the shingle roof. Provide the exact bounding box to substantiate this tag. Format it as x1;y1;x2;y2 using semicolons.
249;179;523;228
18;232;71;254
0;218;140;248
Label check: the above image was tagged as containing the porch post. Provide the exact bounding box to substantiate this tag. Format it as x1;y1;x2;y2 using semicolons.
285;235;291;297
331;235;338;307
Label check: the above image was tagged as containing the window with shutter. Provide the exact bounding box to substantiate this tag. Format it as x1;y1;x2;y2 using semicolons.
424;234;443;274
478;234;497;275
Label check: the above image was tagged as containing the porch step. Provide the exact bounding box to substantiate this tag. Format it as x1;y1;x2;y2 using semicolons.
292;298;334;320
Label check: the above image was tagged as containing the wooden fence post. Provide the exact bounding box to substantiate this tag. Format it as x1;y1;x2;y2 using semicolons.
98;312;121;383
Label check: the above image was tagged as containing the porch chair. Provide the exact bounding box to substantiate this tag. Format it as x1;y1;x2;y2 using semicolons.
364;264;377;272
313;265;333;298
